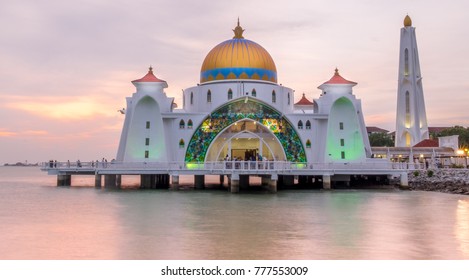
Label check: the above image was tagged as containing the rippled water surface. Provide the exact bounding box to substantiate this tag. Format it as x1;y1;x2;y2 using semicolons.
1;166;468;259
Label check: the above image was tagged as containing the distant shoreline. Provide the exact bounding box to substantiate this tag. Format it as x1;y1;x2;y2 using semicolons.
3;163;38;167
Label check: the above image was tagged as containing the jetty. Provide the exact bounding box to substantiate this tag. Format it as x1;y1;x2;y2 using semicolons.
41;160;414;192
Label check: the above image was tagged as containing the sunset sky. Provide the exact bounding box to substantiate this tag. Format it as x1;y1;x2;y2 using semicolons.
1;0;468;164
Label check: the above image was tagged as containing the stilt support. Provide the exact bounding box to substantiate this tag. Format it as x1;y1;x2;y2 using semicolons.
323;174;331;190
194;175;205;189
400;172;409;189
230;173;239;193
57;174;71;186
95;174;102;188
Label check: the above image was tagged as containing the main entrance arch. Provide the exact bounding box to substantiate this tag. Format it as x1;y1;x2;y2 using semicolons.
185;98;306;162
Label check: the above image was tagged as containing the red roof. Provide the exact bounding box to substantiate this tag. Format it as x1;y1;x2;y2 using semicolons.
294;93;314;106
322;68;357;85
413;139;439;148
132;67;166;83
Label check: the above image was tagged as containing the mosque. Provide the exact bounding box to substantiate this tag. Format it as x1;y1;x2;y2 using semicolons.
116;19;371;170
46;16;449;191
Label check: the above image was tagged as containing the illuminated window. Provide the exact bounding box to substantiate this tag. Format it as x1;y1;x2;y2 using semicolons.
207;90;211;103
190;92;193;105
339;122;344;130
251;89;256;97
187;119;193;129
179;139;185;148
340;139;344;146
145;151;149;158
272;90;276;103
305;120;311;129
341;151;345;159
306;139;311;148
145;138;150;146
179;119;185;129
146;121;150;129
228;89;233;100
405;91;410;126
298;120;303;129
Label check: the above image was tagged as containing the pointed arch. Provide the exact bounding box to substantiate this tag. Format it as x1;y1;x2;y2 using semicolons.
287;92;290;105
298;120;303;129
179;139;185;148
187;119;193;129
306;139;311;148
251;88;256;97
207;90;211;103
228;88;233;100
404;48;409;75
305;120;311;130
185;98;306;162
190;92;194;105
179;119;185;129
272;90;276;103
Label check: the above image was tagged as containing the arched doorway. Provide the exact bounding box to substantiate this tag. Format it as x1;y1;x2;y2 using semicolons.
185;98;306;163
205;119;286;162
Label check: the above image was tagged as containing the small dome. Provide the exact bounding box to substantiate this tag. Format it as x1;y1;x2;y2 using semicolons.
200;20;277;84
404;15;412;27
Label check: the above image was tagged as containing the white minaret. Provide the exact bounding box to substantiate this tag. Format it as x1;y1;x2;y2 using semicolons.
395;15;429;147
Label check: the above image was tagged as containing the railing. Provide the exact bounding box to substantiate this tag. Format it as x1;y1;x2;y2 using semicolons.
40;159;416;172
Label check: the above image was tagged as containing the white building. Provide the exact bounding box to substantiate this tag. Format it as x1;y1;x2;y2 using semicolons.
116;20;372;169
395;15;429;147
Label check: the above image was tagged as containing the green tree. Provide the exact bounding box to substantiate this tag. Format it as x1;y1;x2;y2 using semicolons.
434;126;469;148
368;132;394;147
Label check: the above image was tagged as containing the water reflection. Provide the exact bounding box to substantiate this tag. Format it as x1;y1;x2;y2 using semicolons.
455;200;469;258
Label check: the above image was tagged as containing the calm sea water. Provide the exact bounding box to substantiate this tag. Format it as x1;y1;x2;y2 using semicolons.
1;166;468;260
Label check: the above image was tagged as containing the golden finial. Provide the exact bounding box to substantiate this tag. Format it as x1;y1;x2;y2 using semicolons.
233;17;245;39
404;14;412;27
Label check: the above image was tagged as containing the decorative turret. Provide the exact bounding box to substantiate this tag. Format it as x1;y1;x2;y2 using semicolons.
132;66;168;93
318;68;357;95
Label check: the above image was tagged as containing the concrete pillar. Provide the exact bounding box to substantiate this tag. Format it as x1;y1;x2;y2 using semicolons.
95;174;102;188
298;175;307;186
323;174;331;190
219;175;225;186
239;175;249;189
57;174;71;186
231;173;240;193
105;174;117;188
267;178;277;193
282;175;294;187
116;175;121;188
171;175;179;189
194;175;205;189
261;176;270;186
400;172;409;189
140;174;152;189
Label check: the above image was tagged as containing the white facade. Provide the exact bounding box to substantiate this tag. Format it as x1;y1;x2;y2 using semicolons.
395;15;429;147
116;22;372;166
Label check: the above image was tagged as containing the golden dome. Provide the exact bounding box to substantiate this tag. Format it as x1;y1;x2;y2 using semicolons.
200;20;277;84
404;15;412;27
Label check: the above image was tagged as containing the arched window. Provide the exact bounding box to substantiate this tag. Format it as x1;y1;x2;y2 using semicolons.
306;139;311;148
287;92;290;105
272;90;276;103
405;91;410;126
251;89;256;97
179;119;185;129
404;48;409;75
190;92;193;105
298;120;303;129
187;119;193;129
228;89;233;100
207;90;211;103
305;120;311;129
179;139;185;148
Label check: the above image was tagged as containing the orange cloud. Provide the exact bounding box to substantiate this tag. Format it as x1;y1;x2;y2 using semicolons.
5;96;120;120
0;130;17;137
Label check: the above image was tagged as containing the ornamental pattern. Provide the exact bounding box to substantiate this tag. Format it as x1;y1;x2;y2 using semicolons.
185;99;306;162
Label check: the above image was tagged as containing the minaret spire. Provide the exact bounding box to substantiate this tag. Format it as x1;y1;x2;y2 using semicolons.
395;15;429;147
233;17;245;39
